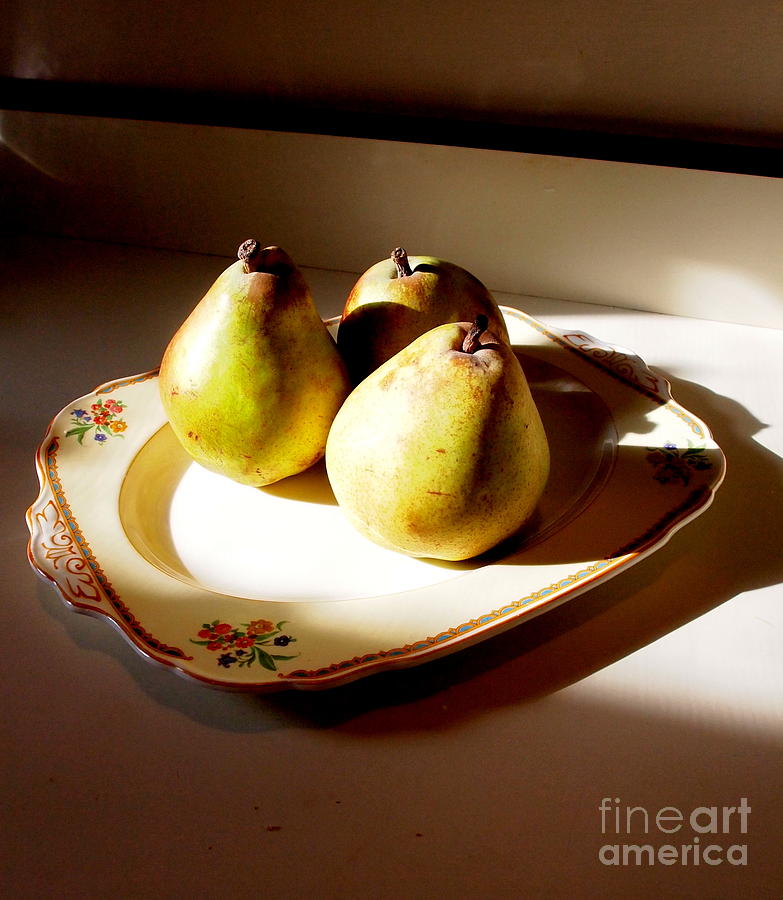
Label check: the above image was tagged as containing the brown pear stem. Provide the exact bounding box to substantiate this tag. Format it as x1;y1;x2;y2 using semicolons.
391;247;413;278
238;238;261;273
463;315;489;353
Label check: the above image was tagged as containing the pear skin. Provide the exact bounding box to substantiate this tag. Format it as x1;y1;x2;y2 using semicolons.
325;316;550;560
159;241;351;486
337;248;510;384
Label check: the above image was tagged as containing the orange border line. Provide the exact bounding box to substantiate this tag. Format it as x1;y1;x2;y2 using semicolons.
34;432;192;662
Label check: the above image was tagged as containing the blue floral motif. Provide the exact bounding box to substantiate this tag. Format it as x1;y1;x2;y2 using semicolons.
646;444;712;486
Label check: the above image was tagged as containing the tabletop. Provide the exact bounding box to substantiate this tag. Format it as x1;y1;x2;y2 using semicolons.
2;232;782;898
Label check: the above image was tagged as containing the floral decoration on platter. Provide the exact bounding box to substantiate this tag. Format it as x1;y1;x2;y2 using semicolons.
191;619;298;670
66;398;127;444
646;443;712;486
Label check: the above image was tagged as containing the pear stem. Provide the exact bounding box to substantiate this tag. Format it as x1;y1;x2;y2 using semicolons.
463;315;489;353
391;247;413;278
238;239;261;273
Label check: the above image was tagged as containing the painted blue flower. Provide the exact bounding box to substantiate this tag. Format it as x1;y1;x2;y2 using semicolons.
72;409;92;422
94;432;108;443
218;653;236;668
664;442;677;450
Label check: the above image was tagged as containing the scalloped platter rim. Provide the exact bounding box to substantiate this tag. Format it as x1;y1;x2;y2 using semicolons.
26;307;726;691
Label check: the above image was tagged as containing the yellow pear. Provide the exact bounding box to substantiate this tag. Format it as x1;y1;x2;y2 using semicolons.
159;240;351;486
326;316;550;560
337;248;510;384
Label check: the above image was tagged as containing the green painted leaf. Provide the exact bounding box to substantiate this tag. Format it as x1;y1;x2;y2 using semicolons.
255;648;278;671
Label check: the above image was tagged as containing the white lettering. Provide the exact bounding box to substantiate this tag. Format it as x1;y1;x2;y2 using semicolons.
599;799;613;834
626;806;649;834
622;844;655;866
738;798;752;834
690;807;719;834
657;845;678;865
727;844;748;866
703;845;723;865
599;844;620;865
656;807;683;833
597;797;751;866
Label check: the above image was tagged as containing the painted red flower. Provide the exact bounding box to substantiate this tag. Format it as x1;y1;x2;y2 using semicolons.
93;414;109;425
191;618;298;671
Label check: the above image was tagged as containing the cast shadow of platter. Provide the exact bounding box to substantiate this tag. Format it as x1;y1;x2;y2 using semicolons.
35;372;783;733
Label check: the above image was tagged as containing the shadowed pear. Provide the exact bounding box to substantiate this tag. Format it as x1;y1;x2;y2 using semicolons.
337;247;510;384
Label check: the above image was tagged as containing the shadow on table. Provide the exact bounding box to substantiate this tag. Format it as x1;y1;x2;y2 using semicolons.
38;372;783;734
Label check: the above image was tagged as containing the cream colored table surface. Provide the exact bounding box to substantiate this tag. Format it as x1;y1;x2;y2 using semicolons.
2;233;782;898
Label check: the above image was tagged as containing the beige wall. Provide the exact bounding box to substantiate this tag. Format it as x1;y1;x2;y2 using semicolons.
4;1;783;146
3;110;782;329
5;3;782;326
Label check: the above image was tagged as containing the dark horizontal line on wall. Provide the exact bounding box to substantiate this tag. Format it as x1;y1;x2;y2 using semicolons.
2;78;781;178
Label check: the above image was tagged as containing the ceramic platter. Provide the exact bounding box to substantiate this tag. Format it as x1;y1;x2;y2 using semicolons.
27;308;725;691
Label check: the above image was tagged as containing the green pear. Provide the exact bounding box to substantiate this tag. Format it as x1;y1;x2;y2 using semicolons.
326;315;550;560
337;248;510;384
159;240;351;486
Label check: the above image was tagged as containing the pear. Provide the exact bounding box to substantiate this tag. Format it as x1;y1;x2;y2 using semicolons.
159;240;351;486
337;248;510;384
326;315;550;560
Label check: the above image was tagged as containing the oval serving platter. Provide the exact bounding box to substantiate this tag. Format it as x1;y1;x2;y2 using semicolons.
26;307;725;691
